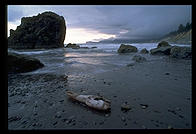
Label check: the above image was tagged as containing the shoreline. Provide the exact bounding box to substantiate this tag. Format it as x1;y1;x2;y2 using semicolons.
8;56;192;129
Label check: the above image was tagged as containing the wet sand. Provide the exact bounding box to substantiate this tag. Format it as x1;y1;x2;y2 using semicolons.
8;56;192;129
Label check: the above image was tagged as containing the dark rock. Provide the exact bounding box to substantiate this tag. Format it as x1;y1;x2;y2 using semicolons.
150;46;172;55
65;43;80;49
126;63;135;67
132;55;147;62
157;41;171;48
8;52;44;73
121;116;126;122
80;47;89;49
8;11;66;49
118;44;138;53
91;46;97;49
140;48;149;54
140;104;148;109
121;103;131;111
170;46;192;59
165;72;170;75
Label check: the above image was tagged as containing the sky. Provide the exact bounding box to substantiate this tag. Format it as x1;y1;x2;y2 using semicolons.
7;5;192;44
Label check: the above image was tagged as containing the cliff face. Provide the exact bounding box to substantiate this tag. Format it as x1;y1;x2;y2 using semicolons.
8;11;66;49
160;29;192;44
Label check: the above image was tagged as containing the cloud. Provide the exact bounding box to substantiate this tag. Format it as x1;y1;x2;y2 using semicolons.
7;5;192;42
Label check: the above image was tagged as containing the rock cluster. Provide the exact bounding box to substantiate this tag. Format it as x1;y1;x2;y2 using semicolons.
170;46;192;59
8;11;66;49
150;41;191;59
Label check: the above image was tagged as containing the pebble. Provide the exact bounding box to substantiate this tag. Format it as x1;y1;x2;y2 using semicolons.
121;103;131;111
55;112;62;118
105;114;109;117
165;72;170;75
53;121;57;125
140;104;148;109
99;121;104;125
59;100;64;102
121;116;126;122
168;125;173;129
142;125;146;129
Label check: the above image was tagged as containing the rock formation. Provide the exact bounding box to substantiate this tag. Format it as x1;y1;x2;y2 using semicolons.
157;41;171;48
170;46;192;59
8;11;66;49
117;44;138;53
65;43;80;49
8;52;44;73
150;46;172;55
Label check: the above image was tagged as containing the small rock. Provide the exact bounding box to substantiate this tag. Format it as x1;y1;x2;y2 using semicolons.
99;121;104;125
140;104;148;109
53;121;57;125
105;114;109;117
121;103;131;111
165;72;170;75
55;112;62;118
127;63;135;67
68;115;75;120
142;125;146;129
176;107;181;111
59;100;64;102
132;55;147;63
168;125;173;129
121;116;126;122
178;115;184;118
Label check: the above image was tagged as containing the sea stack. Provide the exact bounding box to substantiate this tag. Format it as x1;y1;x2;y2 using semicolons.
8;11;66;49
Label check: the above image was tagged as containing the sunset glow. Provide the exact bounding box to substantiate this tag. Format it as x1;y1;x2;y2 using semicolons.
64;28;116;44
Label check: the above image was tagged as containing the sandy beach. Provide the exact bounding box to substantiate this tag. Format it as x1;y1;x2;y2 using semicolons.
8;54;192;129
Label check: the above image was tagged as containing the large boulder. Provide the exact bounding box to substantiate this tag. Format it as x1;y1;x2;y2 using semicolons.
157;41;171;48
118;44;138;53
8;11;66;49
150;46;172;55
8;52;44;73
65;43;80;49
170;46;192;59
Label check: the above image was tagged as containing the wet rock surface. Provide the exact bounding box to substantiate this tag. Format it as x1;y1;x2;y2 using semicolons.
8;52;44;73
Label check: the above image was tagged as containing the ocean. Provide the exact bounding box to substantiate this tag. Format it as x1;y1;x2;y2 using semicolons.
8;43;191;76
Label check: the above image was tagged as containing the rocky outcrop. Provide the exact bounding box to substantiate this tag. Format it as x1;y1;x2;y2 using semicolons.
170;46;192;59
8;52;44;73
150;46;172;55
150;41;172;55
117;44;138;53
8;11;66;49
132;55;147;62
140;48;149;54
157;41;171;48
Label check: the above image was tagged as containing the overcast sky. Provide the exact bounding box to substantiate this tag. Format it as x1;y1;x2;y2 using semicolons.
7;5;192;43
